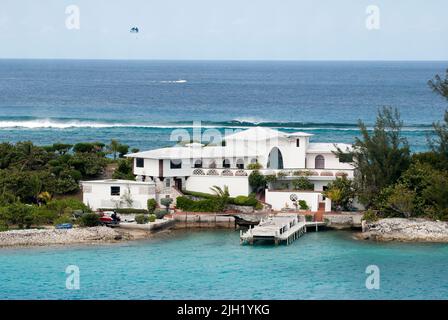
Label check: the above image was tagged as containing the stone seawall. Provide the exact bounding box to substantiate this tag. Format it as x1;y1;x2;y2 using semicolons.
323;213;363;229
172;212;235;229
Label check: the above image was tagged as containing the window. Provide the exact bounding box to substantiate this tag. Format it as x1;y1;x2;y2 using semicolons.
339;153;353;163
170;160;182;169
315;155;325;169
296;139;300;147
165;179;171;187
136;158;144;168
194;159;203;168
223;159;231;168
111;186;120;196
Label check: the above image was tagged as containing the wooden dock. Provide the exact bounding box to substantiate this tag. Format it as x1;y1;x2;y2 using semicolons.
240;214;325;245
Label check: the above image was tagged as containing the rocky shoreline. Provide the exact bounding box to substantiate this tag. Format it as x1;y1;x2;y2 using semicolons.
0;227;139;248
357;218;448;242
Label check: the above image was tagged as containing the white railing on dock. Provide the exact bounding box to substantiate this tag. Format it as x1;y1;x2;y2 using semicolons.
240;214;325;246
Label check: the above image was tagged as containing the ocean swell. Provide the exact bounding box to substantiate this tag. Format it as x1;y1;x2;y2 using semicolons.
0;118;435;131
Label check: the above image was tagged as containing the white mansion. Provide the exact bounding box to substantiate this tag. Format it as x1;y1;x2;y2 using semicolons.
82;127;354;212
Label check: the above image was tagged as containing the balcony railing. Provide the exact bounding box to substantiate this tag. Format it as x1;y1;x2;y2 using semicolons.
190;168;354;178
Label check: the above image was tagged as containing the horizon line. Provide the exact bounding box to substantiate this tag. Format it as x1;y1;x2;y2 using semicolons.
0;58;447;63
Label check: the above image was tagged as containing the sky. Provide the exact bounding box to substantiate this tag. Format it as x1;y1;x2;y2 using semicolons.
0;0;447;60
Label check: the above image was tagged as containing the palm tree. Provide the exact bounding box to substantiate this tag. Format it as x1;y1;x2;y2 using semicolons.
109;139;120;160
210;185;230;211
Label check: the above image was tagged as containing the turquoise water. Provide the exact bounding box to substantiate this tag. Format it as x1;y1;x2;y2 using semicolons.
0;230;447;300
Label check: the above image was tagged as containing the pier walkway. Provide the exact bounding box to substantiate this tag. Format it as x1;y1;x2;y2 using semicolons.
240;214;325;245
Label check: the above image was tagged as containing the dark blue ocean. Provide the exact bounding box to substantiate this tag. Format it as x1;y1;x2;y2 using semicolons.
0;60;447;151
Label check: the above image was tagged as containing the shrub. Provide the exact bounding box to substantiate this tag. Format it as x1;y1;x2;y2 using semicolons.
362;210;379;222
0;221;8;232
323;177;355;211
160;197;173;212
135;214;148;224
247;163;262;170
148;214;156;222
0;203;34;229
78;213;100;227
53;215;73;226
264;174;277;184
232;195;259;207
154;210;166;219
292;177;314;191
183;190;216;199
176;196;220;212
298;200;309;210
45;199;91;215
147;199;157;214
277;171;288;178
248;170;266;192
305;214;314;222
31;207;58;225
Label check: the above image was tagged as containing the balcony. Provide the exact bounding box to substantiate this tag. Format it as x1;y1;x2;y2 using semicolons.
190;167;354;179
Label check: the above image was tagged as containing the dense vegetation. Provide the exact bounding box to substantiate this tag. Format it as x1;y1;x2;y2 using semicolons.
0;140;132;229
329;69;448;220
178;189;262;212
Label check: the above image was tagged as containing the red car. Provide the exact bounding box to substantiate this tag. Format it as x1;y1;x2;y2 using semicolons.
98;212;120;227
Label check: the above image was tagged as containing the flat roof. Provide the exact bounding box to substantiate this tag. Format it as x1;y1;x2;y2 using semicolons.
224;127;313;141
126;146;260;160
81;179;155;185
306;143;352;153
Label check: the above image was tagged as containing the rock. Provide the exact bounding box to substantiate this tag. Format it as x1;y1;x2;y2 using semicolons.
360;218;448;242
0;226;122;247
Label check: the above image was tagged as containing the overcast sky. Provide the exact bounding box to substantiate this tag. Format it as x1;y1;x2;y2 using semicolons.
1;0;447;60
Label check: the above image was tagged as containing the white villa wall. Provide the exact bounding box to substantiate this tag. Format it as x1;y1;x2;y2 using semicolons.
185;176;250;197
265;190;322;211
163;159;193;177
133;158;159;177
82;181;156;210
306;153;353;170
312;180;329;192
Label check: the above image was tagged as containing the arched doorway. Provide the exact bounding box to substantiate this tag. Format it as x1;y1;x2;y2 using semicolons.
236;158;245;169
194;159;203;168
222;159;231;168
267;147;284;169
315;155;325;169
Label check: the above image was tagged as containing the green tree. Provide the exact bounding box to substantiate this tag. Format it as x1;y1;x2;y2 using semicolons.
427;110;448;161
210;185;230;211
160;197;173;213
323;176;355;211
341;107;411;207
248;170;266;192
112;159;135;180
108;140;129;160
428;69;448;101
147;198;157;214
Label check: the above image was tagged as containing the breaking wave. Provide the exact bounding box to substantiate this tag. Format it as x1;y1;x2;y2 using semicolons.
0;118;434;131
